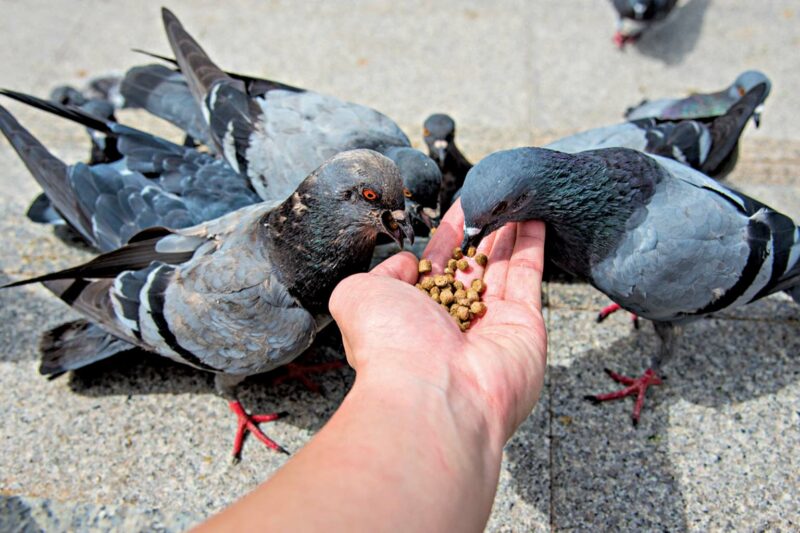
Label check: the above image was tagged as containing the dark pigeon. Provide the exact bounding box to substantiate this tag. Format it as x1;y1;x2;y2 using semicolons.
460;146;800;424
625;70;771;127
2;141;413;459
422;113;473;214
610;0;679;48
117;8;441;232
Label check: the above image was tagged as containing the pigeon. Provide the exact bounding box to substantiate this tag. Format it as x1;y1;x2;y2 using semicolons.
459;146;800;424
548;82;769;179
1;104;413;457
0;92;261;252
23;79;126;230
422;114;473;214
116;9;441;230
609;0;679;48
625;70;771;127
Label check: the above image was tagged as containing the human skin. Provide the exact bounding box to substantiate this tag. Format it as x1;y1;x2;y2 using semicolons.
195;201;547;532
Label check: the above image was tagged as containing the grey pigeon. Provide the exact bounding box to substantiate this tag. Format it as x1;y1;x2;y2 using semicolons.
625;70;771;127
2;119;413;458
460;146;800;424
118;8;441;232
610;0;679;48
423;113;473;214
548;82;768;179
0;93;261;252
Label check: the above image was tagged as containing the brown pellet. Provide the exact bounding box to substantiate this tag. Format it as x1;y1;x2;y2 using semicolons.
470;301;487;317
454;289;467;300
454;280;464;291
452;247;463;260
475;253;488;267
459;321;470;332
445;273;455;284
455;306;471;321
457;298;471;307
447;258;458;270
471;279;486;294
466;246;477;257
420;277;435;290
430;286;440;298
456;259;469;271
439;289;454;306
418;258;432;273
434;275;449;288
444;267;455;276
466;289;479;303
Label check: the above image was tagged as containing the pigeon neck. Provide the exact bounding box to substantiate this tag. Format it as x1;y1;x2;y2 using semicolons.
530;149;662;278
263;192;376;315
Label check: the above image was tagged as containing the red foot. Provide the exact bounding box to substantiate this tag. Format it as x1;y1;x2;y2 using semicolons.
271;360;346;394
229;400;289;460
596;303;640;329
612;31;640;49
585;368;663;425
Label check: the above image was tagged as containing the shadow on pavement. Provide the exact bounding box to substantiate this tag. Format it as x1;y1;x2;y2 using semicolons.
634;0;711;65
506;310;799;530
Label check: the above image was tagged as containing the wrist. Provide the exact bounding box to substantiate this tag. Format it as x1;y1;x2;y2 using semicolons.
352;356;508;467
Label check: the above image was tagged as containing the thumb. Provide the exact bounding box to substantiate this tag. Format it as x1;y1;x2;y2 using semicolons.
370;250;419;283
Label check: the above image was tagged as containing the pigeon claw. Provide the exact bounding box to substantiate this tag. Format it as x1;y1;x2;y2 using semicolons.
596;302;640;329
585;368;663;426
228;400;289;461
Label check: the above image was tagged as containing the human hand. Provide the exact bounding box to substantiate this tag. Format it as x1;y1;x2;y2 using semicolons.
330;200;547;446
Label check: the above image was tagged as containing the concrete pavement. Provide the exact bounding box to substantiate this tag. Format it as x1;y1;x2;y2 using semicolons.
1;1;798;530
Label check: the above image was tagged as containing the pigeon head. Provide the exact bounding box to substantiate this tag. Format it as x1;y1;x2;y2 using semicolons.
460;148;554;252
729;70;771;127
304;149;413;247
49;85;88;107
423;113;456;165
382;146;441;230
266;149;413;313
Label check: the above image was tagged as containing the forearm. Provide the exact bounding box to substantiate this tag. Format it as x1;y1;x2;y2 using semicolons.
197;367;506;532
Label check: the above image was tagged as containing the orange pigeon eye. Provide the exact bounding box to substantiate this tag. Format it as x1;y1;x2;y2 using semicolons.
423;127;431;137
737;86;746;97
403;188;413;198
362;188;379;201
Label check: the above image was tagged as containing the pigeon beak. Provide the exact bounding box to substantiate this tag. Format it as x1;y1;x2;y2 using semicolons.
405;199;435;230
753;104;764;128
461;225;488;253
433;139;448;165
381;209;415;248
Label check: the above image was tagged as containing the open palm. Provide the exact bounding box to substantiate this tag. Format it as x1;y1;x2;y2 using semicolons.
331;201;547;441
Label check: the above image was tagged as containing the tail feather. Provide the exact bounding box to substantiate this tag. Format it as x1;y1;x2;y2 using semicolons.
161;8;233;107
1;89;113;134
0;105;94;241
120;64;210;145
40;319;133;375
702;83;768;175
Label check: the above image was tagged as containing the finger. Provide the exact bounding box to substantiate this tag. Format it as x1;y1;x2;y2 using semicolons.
422;199;465;272
371;251;419;284
329;273;368;325
482;222;517;301
505;220;546;312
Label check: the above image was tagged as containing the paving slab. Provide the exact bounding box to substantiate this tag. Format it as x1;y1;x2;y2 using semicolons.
547;306;800;531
